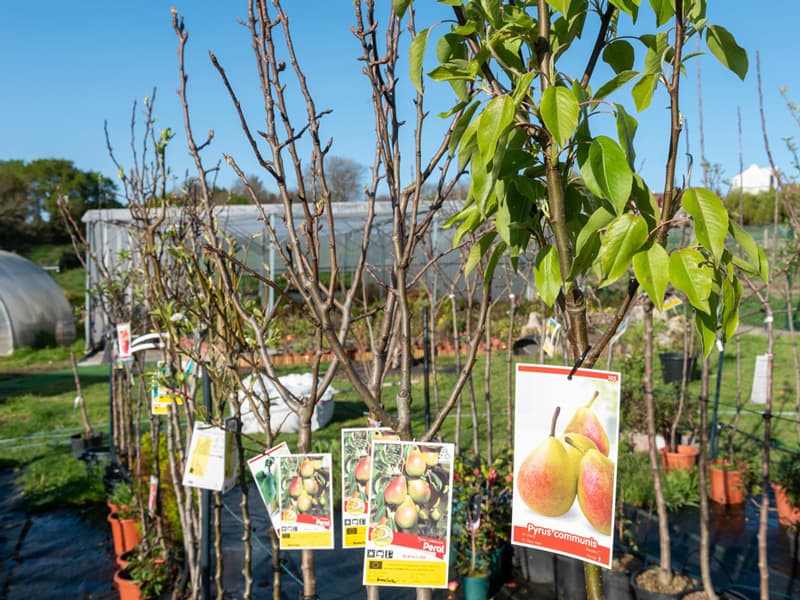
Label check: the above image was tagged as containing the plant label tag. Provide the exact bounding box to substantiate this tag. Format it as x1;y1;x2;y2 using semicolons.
341;428;398;548
511;363;621;569
248;441;290;535
276;453;335;549
363;440;455;589
182;421;227;491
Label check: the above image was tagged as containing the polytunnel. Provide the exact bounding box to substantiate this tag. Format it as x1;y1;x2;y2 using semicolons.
0;250;76;356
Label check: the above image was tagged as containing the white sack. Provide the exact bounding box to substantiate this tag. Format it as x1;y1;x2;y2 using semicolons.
236;372;335;435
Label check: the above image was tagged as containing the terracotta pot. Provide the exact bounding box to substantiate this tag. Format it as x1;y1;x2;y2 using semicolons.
114;569;143;600
772;483;800;528
660;445;698;471
108;513;142;557
117;548;134;570
708;459;745;505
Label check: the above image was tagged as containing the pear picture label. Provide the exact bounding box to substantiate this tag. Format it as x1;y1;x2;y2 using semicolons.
276;453;335;549
363;440;455;589
511;363;621;569
341;428;398;548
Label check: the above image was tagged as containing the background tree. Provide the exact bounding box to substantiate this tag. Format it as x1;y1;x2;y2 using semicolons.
302;155;365;202
0;160;29;245
0;158;118;244
230;173;279;203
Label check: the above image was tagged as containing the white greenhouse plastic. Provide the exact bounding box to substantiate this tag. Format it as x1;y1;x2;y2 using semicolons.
0;251;76;356
82;203;531;349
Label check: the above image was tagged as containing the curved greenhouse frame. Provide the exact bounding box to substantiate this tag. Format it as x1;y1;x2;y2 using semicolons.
0;250;76;355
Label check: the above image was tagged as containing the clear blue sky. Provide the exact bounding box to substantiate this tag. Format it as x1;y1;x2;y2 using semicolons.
2;2;799;196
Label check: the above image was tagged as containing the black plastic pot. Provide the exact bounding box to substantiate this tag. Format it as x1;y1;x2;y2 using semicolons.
630;568;694;600
555;555;586;600
489;543;512;593
70;432;103;459
659;353;699;384
515;546;555;585
679;587;753;600
604;568;636;600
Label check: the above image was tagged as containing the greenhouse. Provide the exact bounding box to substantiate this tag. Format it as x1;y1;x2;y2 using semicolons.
0;250;76;356
82;203;530;349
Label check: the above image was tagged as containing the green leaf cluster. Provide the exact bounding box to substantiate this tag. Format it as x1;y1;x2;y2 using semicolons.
402;0;760;356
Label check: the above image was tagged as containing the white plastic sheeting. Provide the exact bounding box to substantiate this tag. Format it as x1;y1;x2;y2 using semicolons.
0;251;76;356
82;203;531;350
236;372;335;435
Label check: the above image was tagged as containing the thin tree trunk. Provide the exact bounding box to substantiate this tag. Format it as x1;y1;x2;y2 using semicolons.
214;491;224;599
70;351;94;437
452;295;462;453
644;305;672;582
698;357;717;599
484;302;493;463
506;294;516;446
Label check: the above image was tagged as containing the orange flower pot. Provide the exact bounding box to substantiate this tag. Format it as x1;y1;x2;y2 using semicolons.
708;459;745;505
108;513;142;557
660;445;698;471
114;569;143;600
772;483;800;528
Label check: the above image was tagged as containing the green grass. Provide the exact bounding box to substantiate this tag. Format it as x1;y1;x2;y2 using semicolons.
2;327;798;513
0;340;85;373
0;360;110;510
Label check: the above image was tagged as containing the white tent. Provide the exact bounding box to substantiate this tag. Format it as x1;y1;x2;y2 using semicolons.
0;251;76;355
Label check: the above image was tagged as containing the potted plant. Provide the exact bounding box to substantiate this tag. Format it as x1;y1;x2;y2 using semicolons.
451;452;514;600
772;451;800;529
68;350;103;459
708;459;745;505
114;537;170;600
108;489;142;558
108;480;135;513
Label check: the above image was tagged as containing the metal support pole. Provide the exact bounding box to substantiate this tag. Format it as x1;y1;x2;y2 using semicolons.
422;305;431;431
200;367;211;600
709;344;724;460
108;329;115;457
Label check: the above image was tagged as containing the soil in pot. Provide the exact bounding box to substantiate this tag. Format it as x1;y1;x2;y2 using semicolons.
631;567;696;600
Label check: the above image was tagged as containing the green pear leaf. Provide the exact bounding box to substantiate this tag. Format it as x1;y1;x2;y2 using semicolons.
633;244;669;308
632;73;658;112
648;0;673;27
477;96;514;161
668;248;713;314
534;245;562;307
729;220;769;283
599;213;648;286
409;28;429;95
706;25;748;81
540;86;579;149
594;70;639;101
603;40;635;74
578;136;633;213
682;187;728;264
